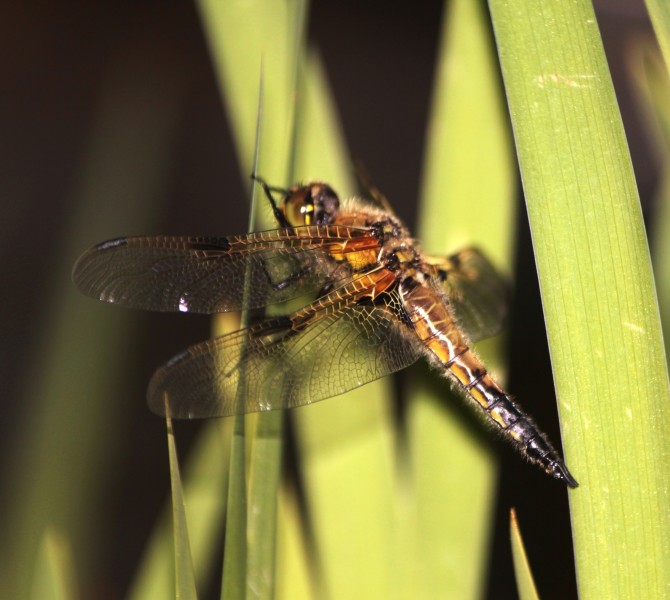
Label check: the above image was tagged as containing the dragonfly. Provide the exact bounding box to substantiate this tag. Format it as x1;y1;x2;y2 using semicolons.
72;176;578;487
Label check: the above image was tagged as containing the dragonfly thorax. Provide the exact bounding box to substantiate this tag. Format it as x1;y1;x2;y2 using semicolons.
282;182;340;226
377;235;421;273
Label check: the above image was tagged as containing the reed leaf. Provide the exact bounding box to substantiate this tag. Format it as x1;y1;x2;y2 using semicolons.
509;510;540;600
165;417;198;600
410;0;515;596
489;0;670;597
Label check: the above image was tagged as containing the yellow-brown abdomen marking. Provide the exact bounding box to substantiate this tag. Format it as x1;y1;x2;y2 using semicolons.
400;279;579;486
405;288;522;434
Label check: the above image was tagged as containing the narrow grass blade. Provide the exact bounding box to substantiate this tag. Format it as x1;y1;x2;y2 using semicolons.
509;510;540;600
128;318;237;600
245;409;284;598
219;81;265;600
245;5;308;597
30;530;77;600
197;3;309;597
410;0;516;596
127;419;232;600
221;415;248;600
165;416;198;600
489;1;670;597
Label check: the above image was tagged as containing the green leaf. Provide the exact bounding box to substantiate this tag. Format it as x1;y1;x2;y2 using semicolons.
196;2;308;598
489;0;670;597
246;409;284;598
291;51;398;600
645;0;670;76
509;510;540;600
275;485;316;600
197;0;304;187
30;530;77;600
409;0;516;596
628;41;670;350
166;417;198;600
221;416;248;600
127;419;231;600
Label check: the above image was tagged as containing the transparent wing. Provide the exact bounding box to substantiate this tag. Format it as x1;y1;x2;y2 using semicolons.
431;247;509;342
147;277;424;418
72;227;378;314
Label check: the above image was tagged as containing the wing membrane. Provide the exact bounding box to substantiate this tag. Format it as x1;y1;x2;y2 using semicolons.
72;227;377;314
147;279;423;418
432;247;509;342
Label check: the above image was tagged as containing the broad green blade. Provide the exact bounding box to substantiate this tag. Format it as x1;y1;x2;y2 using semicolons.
166;417;198;600
509;510;540;600
197;0;300;187
275;484;316;600
291;52;398;599
410;0;515;596
30;531;77;600
419;0;515;264
489;0;670;597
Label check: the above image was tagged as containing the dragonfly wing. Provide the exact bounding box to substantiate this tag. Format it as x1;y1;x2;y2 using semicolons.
147;279;424;418
72;228;375;314
433;247;509;342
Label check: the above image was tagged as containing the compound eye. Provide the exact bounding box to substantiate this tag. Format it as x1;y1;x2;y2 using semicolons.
282;187;315;226
310;184;340;225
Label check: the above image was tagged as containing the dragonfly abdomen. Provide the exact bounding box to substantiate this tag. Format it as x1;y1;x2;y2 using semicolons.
449;353;577;487
402;281;577;487
449;352;549;452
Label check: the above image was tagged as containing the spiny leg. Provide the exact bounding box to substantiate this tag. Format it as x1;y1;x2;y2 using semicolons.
251;173;292;228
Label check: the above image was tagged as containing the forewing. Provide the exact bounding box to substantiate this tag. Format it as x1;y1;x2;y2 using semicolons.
147;283;424;418
72;228;376;314
435;247;509;342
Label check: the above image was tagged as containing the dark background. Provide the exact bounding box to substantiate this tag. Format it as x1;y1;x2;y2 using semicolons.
0;1;658;598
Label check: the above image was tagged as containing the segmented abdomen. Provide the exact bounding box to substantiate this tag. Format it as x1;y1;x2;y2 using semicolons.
401;279;577;487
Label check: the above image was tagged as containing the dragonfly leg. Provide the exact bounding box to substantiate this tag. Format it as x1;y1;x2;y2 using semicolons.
251;174;292;228
264;263;312;292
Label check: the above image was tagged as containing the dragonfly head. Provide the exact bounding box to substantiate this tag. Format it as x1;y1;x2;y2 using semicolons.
283;183;340;226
